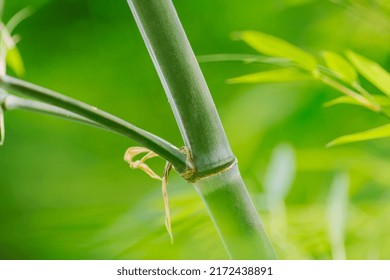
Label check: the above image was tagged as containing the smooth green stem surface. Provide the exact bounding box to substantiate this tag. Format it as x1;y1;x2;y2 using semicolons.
0;75;188;172
127;0;276;259
127;0;235;175
3;94;104;130
195;165;277;259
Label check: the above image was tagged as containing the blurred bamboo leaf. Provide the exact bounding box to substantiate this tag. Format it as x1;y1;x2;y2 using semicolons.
0;7;31;77
346;50;390;97
197;54;292;66
234;30;317;71
327;172;349;260
328;124;390;147
322;51;357;84
6;46;24;76
324;95;390;108
228;68;311;84
324;96;362;107
91;184;225;259
264;143;296;207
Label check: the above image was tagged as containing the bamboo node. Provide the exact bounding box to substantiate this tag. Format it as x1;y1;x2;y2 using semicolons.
178;146;197;181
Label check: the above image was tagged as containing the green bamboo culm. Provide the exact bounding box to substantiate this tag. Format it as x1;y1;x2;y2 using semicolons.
127;0;277;259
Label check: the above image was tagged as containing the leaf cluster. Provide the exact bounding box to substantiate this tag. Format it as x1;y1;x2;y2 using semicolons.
224;31;390;146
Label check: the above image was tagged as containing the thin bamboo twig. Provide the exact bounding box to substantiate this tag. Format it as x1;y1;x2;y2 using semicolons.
3;94;104;130
318;74;380;112
0;75;189;172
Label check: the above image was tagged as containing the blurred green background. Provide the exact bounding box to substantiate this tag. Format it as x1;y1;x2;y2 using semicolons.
0;0;389;259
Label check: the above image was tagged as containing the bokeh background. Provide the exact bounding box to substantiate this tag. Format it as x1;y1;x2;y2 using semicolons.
0;0;389;259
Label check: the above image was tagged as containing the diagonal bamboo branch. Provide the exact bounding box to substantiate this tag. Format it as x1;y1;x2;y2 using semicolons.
2;93;104;129
0;75;189;173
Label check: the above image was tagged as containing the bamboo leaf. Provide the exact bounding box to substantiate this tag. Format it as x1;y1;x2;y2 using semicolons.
324;96;362;107
324;95;390;108
197;54;292;66
234;30;317;71
227;68;311;84
346;50;390;97
322;51;357;83
6;46;24;76
327;124;390;147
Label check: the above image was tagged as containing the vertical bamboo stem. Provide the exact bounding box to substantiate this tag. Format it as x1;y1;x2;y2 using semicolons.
127;0;277;259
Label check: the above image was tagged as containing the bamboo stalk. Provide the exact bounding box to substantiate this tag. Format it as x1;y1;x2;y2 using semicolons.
195;164;277;259
127;0;235;176
127;0;277;259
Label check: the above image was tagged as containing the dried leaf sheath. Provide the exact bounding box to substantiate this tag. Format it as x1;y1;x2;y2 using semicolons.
124;146;174;243
162;162;173;243
124;147;162;181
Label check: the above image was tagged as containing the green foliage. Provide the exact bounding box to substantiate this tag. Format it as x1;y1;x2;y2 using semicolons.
5;46;24;76
0;7;27;77
234;31;317;71
322;51;357;84
227;68;311;84
1;0;390;261
227;30;390;146
327;124;390;147
346;50;390;98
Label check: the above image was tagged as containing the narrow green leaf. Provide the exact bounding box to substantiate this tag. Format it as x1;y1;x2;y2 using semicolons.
324;95;390;108
227;68;311;84
322;51;357;83
323;96;362;107
327;124;390;147
234;30;317;71
346;50;390;97
197;54;292;66
6;46;24;76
